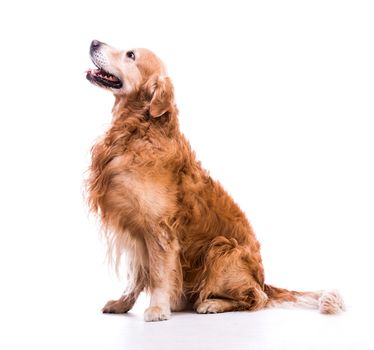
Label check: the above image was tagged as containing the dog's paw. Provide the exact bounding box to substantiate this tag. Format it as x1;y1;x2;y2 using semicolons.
144;306;171;322
102;297;133;314
196;300;222;314
318;290;345;314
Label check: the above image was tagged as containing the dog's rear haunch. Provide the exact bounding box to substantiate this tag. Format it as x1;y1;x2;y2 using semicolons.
86;40;344;321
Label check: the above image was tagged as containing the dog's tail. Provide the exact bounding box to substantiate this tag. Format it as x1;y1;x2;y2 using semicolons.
264;284;345;314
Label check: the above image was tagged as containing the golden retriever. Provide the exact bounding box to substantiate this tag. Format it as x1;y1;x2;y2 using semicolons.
86;40;344;321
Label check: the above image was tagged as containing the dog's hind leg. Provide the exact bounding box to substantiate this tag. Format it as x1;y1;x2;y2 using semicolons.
196;298;249;314
194;236;268;314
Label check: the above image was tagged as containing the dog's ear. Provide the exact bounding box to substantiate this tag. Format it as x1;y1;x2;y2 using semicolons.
147;76;174;118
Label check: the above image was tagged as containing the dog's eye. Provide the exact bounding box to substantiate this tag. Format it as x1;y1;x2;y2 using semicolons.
126;51;136;61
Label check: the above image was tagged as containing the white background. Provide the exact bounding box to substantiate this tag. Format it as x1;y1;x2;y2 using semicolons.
0;1;373;349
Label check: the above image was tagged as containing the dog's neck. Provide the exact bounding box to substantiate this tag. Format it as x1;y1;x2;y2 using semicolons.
110;94;179;138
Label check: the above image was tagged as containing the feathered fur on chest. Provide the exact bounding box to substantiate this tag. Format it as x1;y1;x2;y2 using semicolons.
86;113;182;234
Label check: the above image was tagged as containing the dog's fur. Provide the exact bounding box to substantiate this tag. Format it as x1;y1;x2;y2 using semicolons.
86;40;344;321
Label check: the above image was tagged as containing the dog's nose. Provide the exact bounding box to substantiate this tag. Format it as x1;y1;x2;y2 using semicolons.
90;40;101;54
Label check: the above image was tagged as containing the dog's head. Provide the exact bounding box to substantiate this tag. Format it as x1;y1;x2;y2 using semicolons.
86;40;174;117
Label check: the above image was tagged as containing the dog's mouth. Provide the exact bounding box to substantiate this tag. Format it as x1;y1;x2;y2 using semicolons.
86;65;123;89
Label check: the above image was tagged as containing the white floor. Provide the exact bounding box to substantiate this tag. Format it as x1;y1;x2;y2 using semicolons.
78;307;372;350
4;292;372;350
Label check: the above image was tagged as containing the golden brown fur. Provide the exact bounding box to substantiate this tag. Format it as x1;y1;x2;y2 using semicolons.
86;40;344;321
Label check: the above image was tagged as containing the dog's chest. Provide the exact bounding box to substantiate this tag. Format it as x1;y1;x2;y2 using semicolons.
103;156;170;220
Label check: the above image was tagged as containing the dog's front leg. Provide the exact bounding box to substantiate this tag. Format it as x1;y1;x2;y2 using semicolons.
102;269;145;314
143;227;180;322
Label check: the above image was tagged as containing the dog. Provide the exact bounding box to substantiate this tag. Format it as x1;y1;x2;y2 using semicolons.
86;40;344;321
